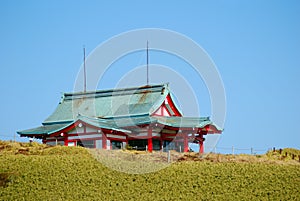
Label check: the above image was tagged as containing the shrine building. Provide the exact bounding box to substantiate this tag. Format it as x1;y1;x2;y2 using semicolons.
18;83;222;153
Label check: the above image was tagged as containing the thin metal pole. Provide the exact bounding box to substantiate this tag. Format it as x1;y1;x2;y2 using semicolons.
146;41;149;85
83;46;86;92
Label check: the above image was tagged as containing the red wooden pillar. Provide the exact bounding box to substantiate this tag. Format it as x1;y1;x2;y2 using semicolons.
183;133;189;152
102;133;107;149
63;133;68;146
199;134;204;154
199;140;204;154
147;127;153;152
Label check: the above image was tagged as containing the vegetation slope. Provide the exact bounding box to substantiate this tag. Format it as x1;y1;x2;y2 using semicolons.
0;141;299;201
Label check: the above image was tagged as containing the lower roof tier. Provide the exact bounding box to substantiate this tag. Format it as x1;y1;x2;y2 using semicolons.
18;115;222;139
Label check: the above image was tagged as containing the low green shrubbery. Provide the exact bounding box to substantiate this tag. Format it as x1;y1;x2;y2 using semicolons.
0;141;299;200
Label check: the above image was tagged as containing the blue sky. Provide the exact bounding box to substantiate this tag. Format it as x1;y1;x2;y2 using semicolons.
0;1;299;153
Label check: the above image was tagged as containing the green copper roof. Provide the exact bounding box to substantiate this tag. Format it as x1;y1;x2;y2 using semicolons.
43;84;169;124
77;115;131;133
18;116;131;136
17;123;70;136
152;116;222;131
17;83;223;137
98;115;221;131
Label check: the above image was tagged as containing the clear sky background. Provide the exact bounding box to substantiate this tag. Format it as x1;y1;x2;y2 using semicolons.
0;1;299;154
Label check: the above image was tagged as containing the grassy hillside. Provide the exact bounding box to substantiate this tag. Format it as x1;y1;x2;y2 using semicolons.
0;141;299;201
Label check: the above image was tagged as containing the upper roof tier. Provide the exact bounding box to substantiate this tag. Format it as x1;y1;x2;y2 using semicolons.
43;83;181;125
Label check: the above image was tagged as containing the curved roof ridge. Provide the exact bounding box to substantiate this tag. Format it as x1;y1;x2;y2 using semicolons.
63;83;168;101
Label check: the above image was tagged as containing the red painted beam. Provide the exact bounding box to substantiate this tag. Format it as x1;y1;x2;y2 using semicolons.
166;94;182;116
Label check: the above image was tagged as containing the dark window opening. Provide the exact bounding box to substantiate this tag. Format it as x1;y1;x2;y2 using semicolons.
129;139;147;150
153;139;160;151
128;139;161;151
77;140;95;148
111;141;122;150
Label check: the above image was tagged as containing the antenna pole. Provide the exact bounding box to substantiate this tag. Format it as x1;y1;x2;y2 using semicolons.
147;41;149;85
83;46;86;92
